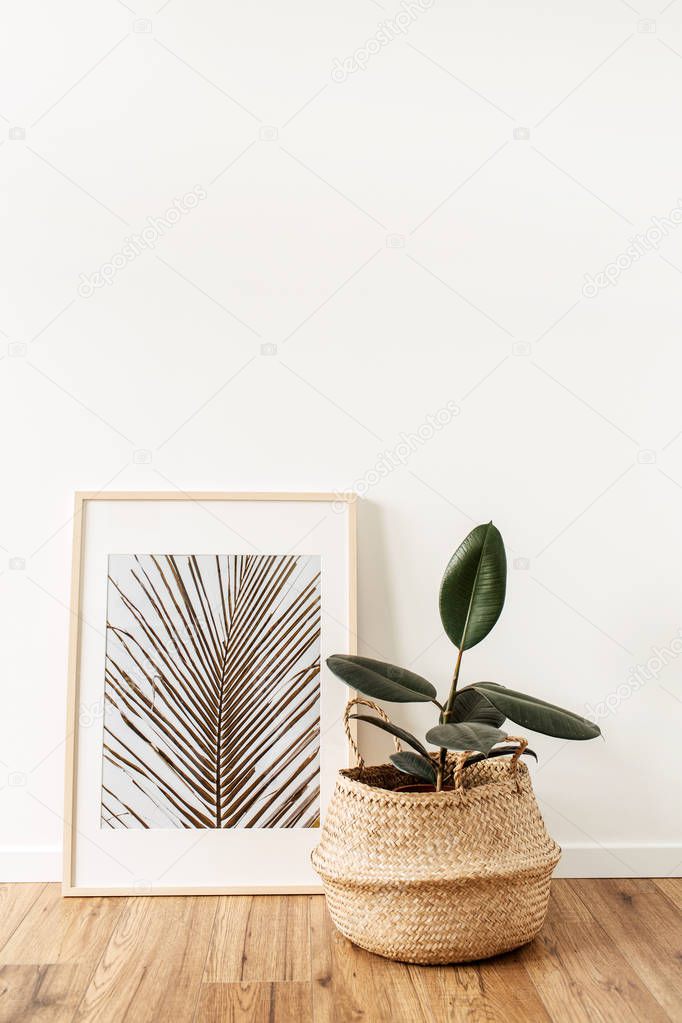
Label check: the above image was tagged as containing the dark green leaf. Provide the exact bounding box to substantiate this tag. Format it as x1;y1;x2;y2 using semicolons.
326;654;437;702
426;721;505;754
472;684;601;740
439;522;507;650
451;688;505;727
349;714;428;755
390;752;437;783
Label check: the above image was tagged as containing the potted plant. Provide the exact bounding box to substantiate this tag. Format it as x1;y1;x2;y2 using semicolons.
312;521;600;964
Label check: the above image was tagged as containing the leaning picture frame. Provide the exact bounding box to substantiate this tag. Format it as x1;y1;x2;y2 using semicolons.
63;491;357;896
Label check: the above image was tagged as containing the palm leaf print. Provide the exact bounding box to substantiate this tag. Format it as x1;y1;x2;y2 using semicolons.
101;554;321;829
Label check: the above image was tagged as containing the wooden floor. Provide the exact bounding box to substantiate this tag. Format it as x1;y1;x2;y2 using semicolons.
0;880;679;1022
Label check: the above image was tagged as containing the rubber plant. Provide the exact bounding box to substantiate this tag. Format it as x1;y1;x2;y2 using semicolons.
327;522;601;791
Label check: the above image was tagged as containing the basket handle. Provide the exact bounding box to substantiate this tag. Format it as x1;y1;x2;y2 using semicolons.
343;696;402;771
453;750;476;791
505;735;528;792
453;736;529;792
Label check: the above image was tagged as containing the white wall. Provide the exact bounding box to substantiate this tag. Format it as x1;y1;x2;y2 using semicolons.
1;0;681;881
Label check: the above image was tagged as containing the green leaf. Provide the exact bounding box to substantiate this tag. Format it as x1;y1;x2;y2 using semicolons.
349;714;428;756
439;522;507;650
390;752;437;783
472;684;601;740
451;688;505;727
326;654;437;702
426;721;505;754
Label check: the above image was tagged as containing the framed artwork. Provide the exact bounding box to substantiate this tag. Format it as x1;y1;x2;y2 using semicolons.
63;492;357;895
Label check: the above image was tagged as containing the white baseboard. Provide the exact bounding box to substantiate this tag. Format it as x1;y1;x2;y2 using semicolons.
0;845;679;884
0;847;61;882
555;844;682;878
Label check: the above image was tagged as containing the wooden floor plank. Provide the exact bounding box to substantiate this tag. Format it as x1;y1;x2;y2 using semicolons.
652;877;682;911
462;954;552;1023
405;962;487;1023
0;885;125;967
195;982;312;1023
571;878;682;1021
405;953;552;1023
74;895;217;1023
0;965;86;1023
204;896;310;983
0;884;46;953
0;880;678;1021
310;897;434;1023
0;964;86;1023
518;880;671;1023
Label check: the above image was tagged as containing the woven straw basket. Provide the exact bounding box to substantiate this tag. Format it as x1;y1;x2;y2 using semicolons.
312;698;561;964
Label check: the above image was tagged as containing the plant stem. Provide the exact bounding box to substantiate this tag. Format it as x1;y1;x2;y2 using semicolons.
445;646;464;716
436;747;446;791
435;646;464;792
435;757;444;791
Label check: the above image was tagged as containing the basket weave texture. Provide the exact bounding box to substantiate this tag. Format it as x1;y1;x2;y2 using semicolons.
312;758;561;964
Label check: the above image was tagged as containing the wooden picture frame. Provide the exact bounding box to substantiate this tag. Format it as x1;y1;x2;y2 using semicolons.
63;491;357;895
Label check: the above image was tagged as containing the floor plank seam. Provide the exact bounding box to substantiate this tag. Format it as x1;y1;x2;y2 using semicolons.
191;898;220;1023
0;883;48;959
